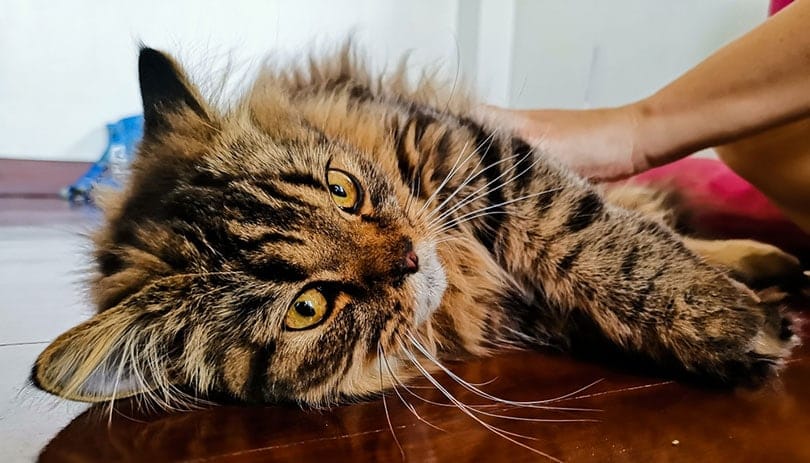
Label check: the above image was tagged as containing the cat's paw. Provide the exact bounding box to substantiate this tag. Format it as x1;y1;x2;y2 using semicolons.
672;278;799;386
711;307;797;386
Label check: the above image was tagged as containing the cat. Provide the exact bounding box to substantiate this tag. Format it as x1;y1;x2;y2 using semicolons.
32;45;798;408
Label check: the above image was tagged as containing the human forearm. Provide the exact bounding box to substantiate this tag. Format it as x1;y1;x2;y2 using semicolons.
633;0;810;167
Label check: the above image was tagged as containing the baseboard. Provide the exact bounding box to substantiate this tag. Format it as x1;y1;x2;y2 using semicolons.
0;159;92;196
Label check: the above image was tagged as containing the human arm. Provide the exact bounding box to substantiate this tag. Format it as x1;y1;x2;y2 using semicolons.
494;0;810;181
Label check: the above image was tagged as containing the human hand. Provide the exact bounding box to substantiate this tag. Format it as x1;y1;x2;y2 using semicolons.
483;105;653;182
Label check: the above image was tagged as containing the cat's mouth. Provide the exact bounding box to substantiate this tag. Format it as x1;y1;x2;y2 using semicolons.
409;241;447;325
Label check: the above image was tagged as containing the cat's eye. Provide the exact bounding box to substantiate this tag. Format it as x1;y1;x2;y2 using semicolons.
285;288;329;330
327;169;361;212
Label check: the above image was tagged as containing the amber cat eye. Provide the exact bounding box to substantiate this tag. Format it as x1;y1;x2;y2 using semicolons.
285;288;329;330
327;169;361;212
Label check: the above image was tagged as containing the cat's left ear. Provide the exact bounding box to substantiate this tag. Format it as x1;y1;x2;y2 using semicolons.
31;275;195;403
138;46;212;135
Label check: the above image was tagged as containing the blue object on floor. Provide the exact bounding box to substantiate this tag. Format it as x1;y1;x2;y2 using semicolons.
62;115;144;202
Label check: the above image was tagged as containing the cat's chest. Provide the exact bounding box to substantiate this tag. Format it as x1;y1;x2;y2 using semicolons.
428;241;517;355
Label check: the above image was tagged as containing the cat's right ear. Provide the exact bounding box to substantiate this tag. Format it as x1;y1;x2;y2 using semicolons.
138;46;212;135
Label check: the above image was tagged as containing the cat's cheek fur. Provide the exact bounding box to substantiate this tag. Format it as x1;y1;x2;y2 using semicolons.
410;241;447;326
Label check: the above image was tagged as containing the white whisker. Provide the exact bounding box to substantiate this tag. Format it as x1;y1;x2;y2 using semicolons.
380;347;448;431
427;148;532;227
378;346;406;460
428;148;546;230
431;188;563;237
424;129;501;220
406;333;597;412
398;342;563;463
418;138;475;215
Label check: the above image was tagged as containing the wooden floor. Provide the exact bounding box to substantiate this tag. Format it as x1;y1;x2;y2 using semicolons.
1;160;808;462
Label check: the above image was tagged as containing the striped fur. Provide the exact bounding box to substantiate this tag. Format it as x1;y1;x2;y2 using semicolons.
32;45;796;408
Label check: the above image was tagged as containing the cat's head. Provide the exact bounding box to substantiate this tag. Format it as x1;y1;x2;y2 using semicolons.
32;48;447;406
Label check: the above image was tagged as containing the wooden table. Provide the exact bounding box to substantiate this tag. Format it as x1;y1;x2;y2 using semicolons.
35;303;809;462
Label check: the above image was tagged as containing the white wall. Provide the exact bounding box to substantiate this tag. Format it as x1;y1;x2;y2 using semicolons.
0;0;462;161
0;0;769;162
506;0;769;108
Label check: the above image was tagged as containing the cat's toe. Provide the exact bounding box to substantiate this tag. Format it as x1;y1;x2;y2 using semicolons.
714;307;799;386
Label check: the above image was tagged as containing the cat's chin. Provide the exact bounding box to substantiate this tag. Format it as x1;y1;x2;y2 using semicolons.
410;241;447;326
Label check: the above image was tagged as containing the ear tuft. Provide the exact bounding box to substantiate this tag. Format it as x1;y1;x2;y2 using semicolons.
31;311;152;402
138;46;210;134
31;275;205;404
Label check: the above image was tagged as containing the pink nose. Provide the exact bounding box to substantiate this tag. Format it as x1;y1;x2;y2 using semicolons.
403;250;419;273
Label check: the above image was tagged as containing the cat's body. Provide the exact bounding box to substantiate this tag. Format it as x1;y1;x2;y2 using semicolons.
33;46;797;407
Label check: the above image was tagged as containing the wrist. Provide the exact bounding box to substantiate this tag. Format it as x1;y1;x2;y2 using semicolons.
615;101;658;174
625;97;693;172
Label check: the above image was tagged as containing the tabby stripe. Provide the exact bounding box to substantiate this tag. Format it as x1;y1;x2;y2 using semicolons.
244;341;276;401
190;171;234;188
240;232;305;251
395;120;419;188
168;326;189;360
481;309;496;343
168;223;213;266
248;208;308;230
631;266;668;313
565;191;604;232
366;306;396;354
620;245;639;278
325;73;350;90
578;281;597;302
502;288;563;349
430;131;454;185
412;111;435;145
298;308;362;390
229;195;308;229
511;137;535;194
359;213;391;227
636;219;662;236
252;182;317;210
661;298;677;330
244;256;308;282
278;172;324;190
348;84;374;101
535;180;562;213
430;307;469;354
464;118;506;251
97;251;125;276
557;241;585;274
340;315;364;377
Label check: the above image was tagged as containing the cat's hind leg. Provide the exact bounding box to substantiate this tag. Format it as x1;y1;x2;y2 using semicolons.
683;237;804;288
604;184;806;287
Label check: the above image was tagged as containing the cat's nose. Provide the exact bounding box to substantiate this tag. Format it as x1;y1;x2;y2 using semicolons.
388;240;420;282
402;250;419;273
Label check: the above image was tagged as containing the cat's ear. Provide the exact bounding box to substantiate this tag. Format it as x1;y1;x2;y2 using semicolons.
31;276;191;402
138;46;211;135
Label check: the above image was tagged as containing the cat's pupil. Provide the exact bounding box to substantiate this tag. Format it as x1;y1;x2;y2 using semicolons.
294;300;316;317
329;184;347;197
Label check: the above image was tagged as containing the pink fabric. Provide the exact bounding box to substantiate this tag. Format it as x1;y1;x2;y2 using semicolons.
625;157;810;257
770;0;794;16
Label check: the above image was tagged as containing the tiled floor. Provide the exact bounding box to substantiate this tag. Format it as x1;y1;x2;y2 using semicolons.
0;220;95;462
1;168;809;462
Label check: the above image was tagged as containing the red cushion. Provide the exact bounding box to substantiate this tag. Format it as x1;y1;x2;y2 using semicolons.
626;157;810;258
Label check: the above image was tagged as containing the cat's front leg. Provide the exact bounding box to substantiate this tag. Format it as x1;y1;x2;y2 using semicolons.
497;164;797;384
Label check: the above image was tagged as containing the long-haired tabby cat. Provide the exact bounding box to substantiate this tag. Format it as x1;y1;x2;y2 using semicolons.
32;45;798;410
